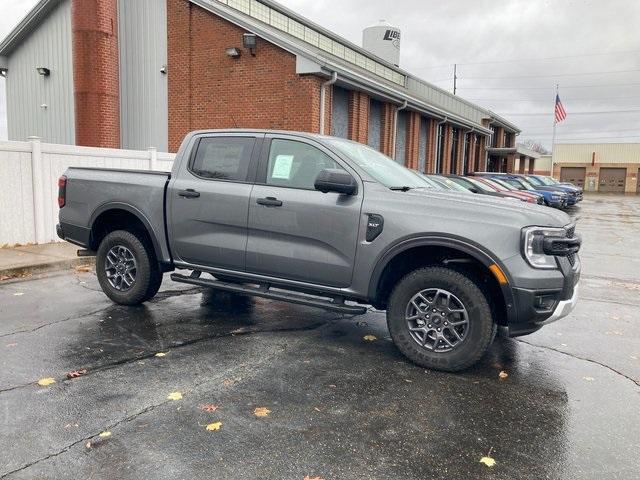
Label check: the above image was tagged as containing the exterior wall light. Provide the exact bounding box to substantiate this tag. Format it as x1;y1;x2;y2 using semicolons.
243;33;257;55
36;67;50;76
160;65;167;75
0;67;7;78
225;47;241;58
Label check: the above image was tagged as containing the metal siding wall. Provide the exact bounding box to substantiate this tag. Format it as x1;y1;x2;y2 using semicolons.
554;143;640;164
331;86;349;139
118;0;168;152
418;117;427;172
395;110;407;165
6;0;74;144
368;99;381;151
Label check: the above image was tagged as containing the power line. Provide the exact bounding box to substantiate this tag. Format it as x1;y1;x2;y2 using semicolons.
458;69;640;80
522;134;640;141
456;83;640;90
501;108;640;116
413;49;640;70
466;96;640;102
523;127;640;135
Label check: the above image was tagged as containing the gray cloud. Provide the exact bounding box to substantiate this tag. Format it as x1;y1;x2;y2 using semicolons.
1;0;639;146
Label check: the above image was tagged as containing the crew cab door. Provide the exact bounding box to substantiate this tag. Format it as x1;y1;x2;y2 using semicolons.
245;135;363;287
167;133;262;270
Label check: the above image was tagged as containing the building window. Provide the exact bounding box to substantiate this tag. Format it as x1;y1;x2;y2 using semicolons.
462;133;470;174
504;131;513;148
491;126;498;147
450;128;459;174
474;134;482;171
436;124;445;174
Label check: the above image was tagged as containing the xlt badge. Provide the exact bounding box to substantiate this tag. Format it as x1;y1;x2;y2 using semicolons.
366;214;384;242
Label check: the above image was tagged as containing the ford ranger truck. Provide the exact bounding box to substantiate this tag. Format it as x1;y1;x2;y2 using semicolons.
57;130;581;372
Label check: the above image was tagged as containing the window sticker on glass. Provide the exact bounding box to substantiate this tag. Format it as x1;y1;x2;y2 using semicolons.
271;155;294;179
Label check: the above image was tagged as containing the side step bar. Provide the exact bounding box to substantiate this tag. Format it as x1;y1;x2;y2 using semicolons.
170;272;367;315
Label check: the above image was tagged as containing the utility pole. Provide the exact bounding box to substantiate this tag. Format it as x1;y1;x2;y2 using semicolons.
453;64;457;95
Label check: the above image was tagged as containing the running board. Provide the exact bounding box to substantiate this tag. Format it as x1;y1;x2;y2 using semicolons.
170;272;367;315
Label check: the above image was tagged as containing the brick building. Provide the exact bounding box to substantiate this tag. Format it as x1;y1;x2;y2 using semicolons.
0;0;522;175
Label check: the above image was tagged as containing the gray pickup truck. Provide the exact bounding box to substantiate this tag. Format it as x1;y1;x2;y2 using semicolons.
57;130;581;371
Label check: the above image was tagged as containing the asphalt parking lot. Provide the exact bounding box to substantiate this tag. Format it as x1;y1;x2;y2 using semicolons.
1;194;639;480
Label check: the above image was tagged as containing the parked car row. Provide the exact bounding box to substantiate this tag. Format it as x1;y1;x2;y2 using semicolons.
413;172;583;210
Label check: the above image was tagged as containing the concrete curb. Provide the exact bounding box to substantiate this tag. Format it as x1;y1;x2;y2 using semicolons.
0;256;95;280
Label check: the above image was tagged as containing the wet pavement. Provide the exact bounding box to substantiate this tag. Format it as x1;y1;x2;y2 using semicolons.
1;194;639;479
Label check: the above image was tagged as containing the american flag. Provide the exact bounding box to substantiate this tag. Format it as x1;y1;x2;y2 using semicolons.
555;94;567;123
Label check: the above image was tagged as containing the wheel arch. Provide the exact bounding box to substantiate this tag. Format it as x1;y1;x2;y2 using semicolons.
368;235;516;325
89;203;163;266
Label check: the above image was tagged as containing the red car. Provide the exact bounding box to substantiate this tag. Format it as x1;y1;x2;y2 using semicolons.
470;177;543;204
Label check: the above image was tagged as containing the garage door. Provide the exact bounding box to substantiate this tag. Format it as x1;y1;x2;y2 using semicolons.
599;167;626;193
560;167;586;188
637;168;640;193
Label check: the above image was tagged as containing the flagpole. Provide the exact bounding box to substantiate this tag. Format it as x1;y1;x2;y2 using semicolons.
550;84;558;178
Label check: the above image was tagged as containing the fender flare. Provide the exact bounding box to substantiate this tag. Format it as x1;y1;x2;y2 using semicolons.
367;234;516;322
89;202;164;263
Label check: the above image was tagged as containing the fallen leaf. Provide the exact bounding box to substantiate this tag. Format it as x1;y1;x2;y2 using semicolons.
99;431;111;438
74;265;92;273
480;456;496;467
155;352;167;357
404;379;413;383
85;442;92;449
5;343;17;348
66;369;87;379
583;376;594;382
612;316;620;320
13;292;24;296
206;422;222;431
498;371;508;380
254;407;271;417
304;476;325;480
328;384;337;388
167;391;183;401
313;407;322;412
363;335;377;342
201;404;218;413
222;379;235;387
37;377;56;386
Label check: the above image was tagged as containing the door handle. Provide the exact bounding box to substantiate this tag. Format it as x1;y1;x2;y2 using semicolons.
178;189;200;198
256;197;283;207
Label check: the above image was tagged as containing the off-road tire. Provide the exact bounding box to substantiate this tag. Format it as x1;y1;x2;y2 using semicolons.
142;268;163;302
386;266;495;372
96;230;154;306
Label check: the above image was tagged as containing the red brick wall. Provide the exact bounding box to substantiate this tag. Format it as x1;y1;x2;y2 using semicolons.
72;0;120;148
167;0;327;152
348;91;369;144
380;102;396;157
455;130;465;174
477;135;487;171
425;118;437;173
405;111;421;170
467;134;477;173
441;125;453;174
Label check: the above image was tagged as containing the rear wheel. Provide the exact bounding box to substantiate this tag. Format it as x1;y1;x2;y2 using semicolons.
386;266;494;372
96;230;155;306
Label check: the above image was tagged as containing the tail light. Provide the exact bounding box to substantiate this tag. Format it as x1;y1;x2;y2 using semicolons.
58;175;67;208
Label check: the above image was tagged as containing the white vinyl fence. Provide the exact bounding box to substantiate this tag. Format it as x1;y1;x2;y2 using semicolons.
0;137;175;246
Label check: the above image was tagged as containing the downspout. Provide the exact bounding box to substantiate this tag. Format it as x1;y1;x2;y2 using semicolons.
319;71;338;135
392;99;408;161
434;117;447;173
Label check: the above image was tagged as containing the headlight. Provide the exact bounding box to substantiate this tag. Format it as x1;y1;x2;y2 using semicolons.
522;226;566;269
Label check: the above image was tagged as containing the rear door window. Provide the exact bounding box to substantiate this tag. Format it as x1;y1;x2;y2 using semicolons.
190;137;256;182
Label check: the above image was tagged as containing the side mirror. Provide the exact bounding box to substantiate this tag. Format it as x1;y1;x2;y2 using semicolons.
469;188;479;194
314;169;357;195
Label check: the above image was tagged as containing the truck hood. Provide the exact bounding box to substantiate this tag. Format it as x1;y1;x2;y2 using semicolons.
391;187;572;228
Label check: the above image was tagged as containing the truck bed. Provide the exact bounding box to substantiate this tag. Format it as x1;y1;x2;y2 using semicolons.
59;167;172;262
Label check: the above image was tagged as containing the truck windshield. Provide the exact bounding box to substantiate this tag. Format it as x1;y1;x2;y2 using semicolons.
525;176;544;186
326;138;427;190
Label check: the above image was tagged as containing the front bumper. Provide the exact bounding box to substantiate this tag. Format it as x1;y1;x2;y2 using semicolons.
535;285;579;326
507;255;580;337
547;197;566;208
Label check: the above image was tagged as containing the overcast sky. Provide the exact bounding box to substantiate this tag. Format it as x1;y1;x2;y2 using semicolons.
1;0;639;147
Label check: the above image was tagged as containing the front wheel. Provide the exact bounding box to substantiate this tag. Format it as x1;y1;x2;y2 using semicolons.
386;267;494;372
96;230;155;306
